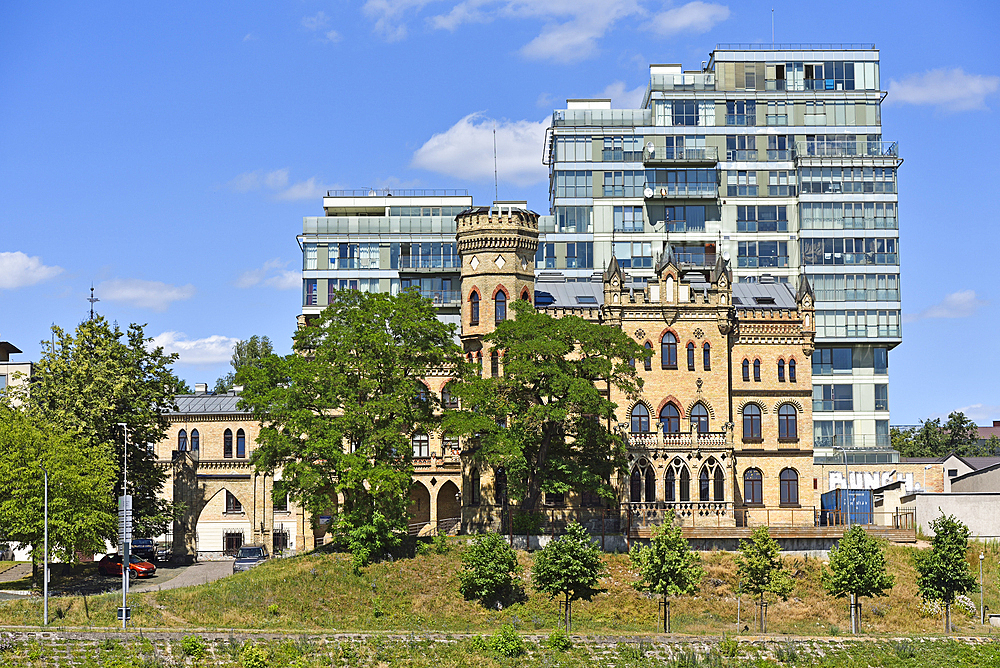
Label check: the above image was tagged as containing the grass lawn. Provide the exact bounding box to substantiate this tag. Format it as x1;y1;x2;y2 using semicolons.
1;538;999;638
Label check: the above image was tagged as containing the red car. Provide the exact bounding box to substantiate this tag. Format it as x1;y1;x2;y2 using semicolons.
98;554;157;578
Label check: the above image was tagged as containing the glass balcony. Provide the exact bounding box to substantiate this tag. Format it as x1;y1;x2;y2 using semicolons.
398;255;461;269
794;141;899;159
766;149;792;160
644;183;718;198
673;252;717;266
725;149;758;161
649;73;716;91
552;109;652;127
737;256;789;268
643;146;718;164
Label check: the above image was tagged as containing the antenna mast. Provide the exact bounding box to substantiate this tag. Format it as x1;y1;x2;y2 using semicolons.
493;121;499;202
771;8;774;43
88;285;100;320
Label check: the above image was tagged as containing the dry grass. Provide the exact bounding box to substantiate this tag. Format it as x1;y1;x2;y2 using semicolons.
2;538;999;637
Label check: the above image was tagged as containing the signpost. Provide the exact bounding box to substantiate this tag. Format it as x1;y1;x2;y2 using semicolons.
117;422;131;629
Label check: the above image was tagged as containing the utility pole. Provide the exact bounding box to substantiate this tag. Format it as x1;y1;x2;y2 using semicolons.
117;423;131;629
38;464;48;626
88;285;100;321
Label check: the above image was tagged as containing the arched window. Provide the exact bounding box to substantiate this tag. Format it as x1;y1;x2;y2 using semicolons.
644;342;652;371
742;359;750;381
679;465;691;502
699;457;725;502
224;429;233;458
661;332;677;369
236;428;246;458
470;291;480;325
494;290;507;324
703;342;711;371
190;429;199;451
660;404;681;434
690;403;709;433
699;467;711;502
520;288;531;302
687;342;696;371
645;469;656;502
470;469;481;505
412;433;429;457
743;404;762;440
442;383;459;409
665;459;690;502
631;403;650;433
780;468;799;505
778;404;798;439
476;351;482;377
630;468;643;503
744;468;763;505
714;465;724;501
789;359;797;382
178;429;187;452
778;359;785;382
415;382;428;402
753;359;761;382
490;349;500;377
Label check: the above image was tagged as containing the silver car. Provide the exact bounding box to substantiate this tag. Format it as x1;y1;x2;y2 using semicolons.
232;544;269;573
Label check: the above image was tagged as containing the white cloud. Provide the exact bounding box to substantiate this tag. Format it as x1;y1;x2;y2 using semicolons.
952;404;1000;425
275;177;332;201
236;259;299;290
363;0;433;41
646;1;729;36
227;168;289;193
598;81;647;109
151;332;239;366
888;68;1000;112
903;290;988;323
243;33;256;42
302;11;330;30
515;1;642;63
97;279;195;312
0;252;63;289
411;112;549;186
325;30;342;42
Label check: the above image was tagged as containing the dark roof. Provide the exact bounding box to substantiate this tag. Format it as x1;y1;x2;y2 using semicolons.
168;392;246;415
731;282;797;309
951;460;1000;484
0;342;22;362
535;278;605;309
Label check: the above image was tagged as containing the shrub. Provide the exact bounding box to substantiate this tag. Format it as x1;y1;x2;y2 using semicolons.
893;640;916;659
433;533;450;554
240;643;268;668
546;629;572;652
266;603;280;617
718;634;739;658
616;641;648;661
459;532;522;607
774;642;799;663
347;511;403;573
180;635;207;659
489;624;525;658
511;512;543;536
467;636;490;653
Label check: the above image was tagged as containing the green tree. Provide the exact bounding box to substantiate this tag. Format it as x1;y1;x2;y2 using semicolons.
446;299;643;515
214;335;274;394
0;406;117;578
25;318;181;537
532;522;606;630
822;524;895;633
735;527;793;631
238;289;463;568
630;522;704;632
459;532;522;607
914;513;978;633
893;412;981;458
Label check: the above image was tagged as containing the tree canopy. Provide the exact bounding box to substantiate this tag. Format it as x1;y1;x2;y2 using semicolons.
446;299;643;513
24;317;181;537
736;527;793;604
630;522;704;598
459;532;522;607
214;335;274;394
533;522;606;629
914;513;978;632
892;412;984;458
822;524;895;632
237;289;463;566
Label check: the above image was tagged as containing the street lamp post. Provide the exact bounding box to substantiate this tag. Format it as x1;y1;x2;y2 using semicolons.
981;552;986;625
117;423;130;630
38;463;48;626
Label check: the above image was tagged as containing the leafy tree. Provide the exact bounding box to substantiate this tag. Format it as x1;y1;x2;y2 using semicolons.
446;299;643;515
238;289;463;568
822;524;895;633
459;532;522;607
914;513;978;633
532;522;606;630
893;412;981;458
735;527;793;631
630;522;704;632
214;335;274;394
0;406;117;578
25;318;181;537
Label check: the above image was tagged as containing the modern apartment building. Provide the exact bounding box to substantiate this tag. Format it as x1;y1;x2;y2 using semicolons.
544;44;900;465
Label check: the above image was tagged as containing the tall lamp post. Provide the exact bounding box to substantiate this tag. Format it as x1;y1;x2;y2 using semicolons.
117;423;130;630
38;463;48;626
981;552;986;625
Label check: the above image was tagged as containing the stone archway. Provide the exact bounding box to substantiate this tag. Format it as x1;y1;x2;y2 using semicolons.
437;481;461;534
408;482;431;534
189;486;253;558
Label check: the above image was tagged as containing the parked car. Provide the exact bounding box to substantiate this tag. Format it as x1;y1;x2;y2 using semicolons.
130;538;156;561
156;544;173;562
98;554;157;578
232;544;269;573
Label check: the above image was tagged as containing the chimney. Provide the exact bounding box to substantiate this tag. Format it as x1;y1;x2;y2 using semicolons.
195;383;208;394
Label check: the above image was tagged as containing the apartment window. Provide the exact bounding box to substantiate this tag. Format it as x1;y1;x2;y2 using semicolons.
603;170;644;197
494;291;507;324
777;360;785;382
613;241;652;269
726;135;756;160
469;292;480;325
875;384;889;411
727;170;757;196
814;420;854;448
814;310;902;339
812;348;853;375
799;166;896;194
443;433;460;452
304;243;317;270
644;342;652;371
743;404;762;440
555;206;592;232
412;433;429;457
631;403;650;433
778;404;798;439
535;242;556;269
789;359;796;382
768;171;797;196
814;384;854;411
801;237;898;266
236;429;246;458
876;420;890;448
190;429;199;452
780;469;799;505
224;429;233;458
304;280;318;306
738;241;788;268
687;343;696;371
703;343;711;371
602;136;641;161
490;350;500;377
662;134;707;159
753;359;761;382
661;404;681;434
800;202;897;230
656;101;715;126
226;492;243;513
566;242;594;269
691;403;709;433
178;429;187;452
661;205;707;233
737;205;787;232
613;206;644;232
767;135;792;160
742;359;750;381
661;333;678;369
766;101;787;125
744;469;763;505
810;274;899;302
874;347;888;374
553;170;593;198
0;375;6;391
726;100;756;126
554;136;592;162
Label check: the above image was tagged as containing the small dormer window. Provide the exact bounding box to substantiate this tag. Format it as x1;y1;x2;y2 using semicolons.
753;296;775;305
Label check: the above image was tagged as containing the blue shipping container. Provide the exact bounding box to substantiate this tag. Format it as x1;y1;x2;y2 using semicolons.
820;488;873;526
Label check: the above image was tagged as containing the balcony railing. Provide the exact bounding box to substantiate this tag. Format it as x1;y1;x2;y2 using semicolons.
766;149;792;160
815;289;900;302
672;252;717;266
643;146;719;164
725;149;757;161
552;109;653;127
325;188;468;197
715;43;876;50
794;141;899;159
627;431;729;449
644;183;718;198
737;257;789;268
649;73;716;91
398;255;462;269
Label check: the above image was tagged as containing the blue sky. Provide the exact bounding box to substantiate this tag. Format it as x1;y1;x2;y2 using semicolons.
1;0;998;424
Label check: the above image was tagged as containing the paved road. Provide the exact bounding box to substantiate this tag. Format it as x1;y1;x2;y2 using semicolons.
130;560;234;593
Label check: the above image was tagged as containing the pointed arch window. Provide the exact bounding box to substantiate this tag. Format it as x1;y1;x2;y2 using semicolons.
661;332;677;369
490;349;500;377
700;457;725;502
703;342;711;371
470;291;480;325
687;342;696;370
236;428;246;458
645;468;656;502
643;342;652;371
744;468;763;505
691;403;709;433
476;351;482;377
190;429;199;451
225;491;242;513
631;403;650;433
780;468;799;505
742;359;750;382
178;429;187;452
665;458;691;503
778;359;785;382
789;359;797;382
494;290;507;324
743;404;762;440
778;404;798;439
520;288;531;302
630;468;643;503
224;429;233;458
660;404;681;434
753;359;761;382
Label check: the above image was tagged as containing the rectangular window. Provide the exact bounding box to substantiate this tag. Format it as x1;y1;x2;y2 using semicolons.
273;492;289;513
613;242;652;269
799;167;896;194
603;170;644;197
800;202;897;230
554;136;592;162
766;101;787;125
810;274;899;302
767;171;797;196
412;434;429;458
554;171;592;198
613;206;644;232
304;280;318;306
812;348;853;375
602;136;641;161
725;135;756;161
813;384;854;412
766;135;792;160
737;205;787;232
0;375;6;391
646;168;717;197
874;347;889;374
304;244;317;270
672;100;699;126
875;384;888;411
662;205;706;232
566;242;594;269
726;100;756;126
813;420;854;448
801;238;898;266
814;310;901;339
727;171;757;197
555;206;592;232
738;241;787;268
